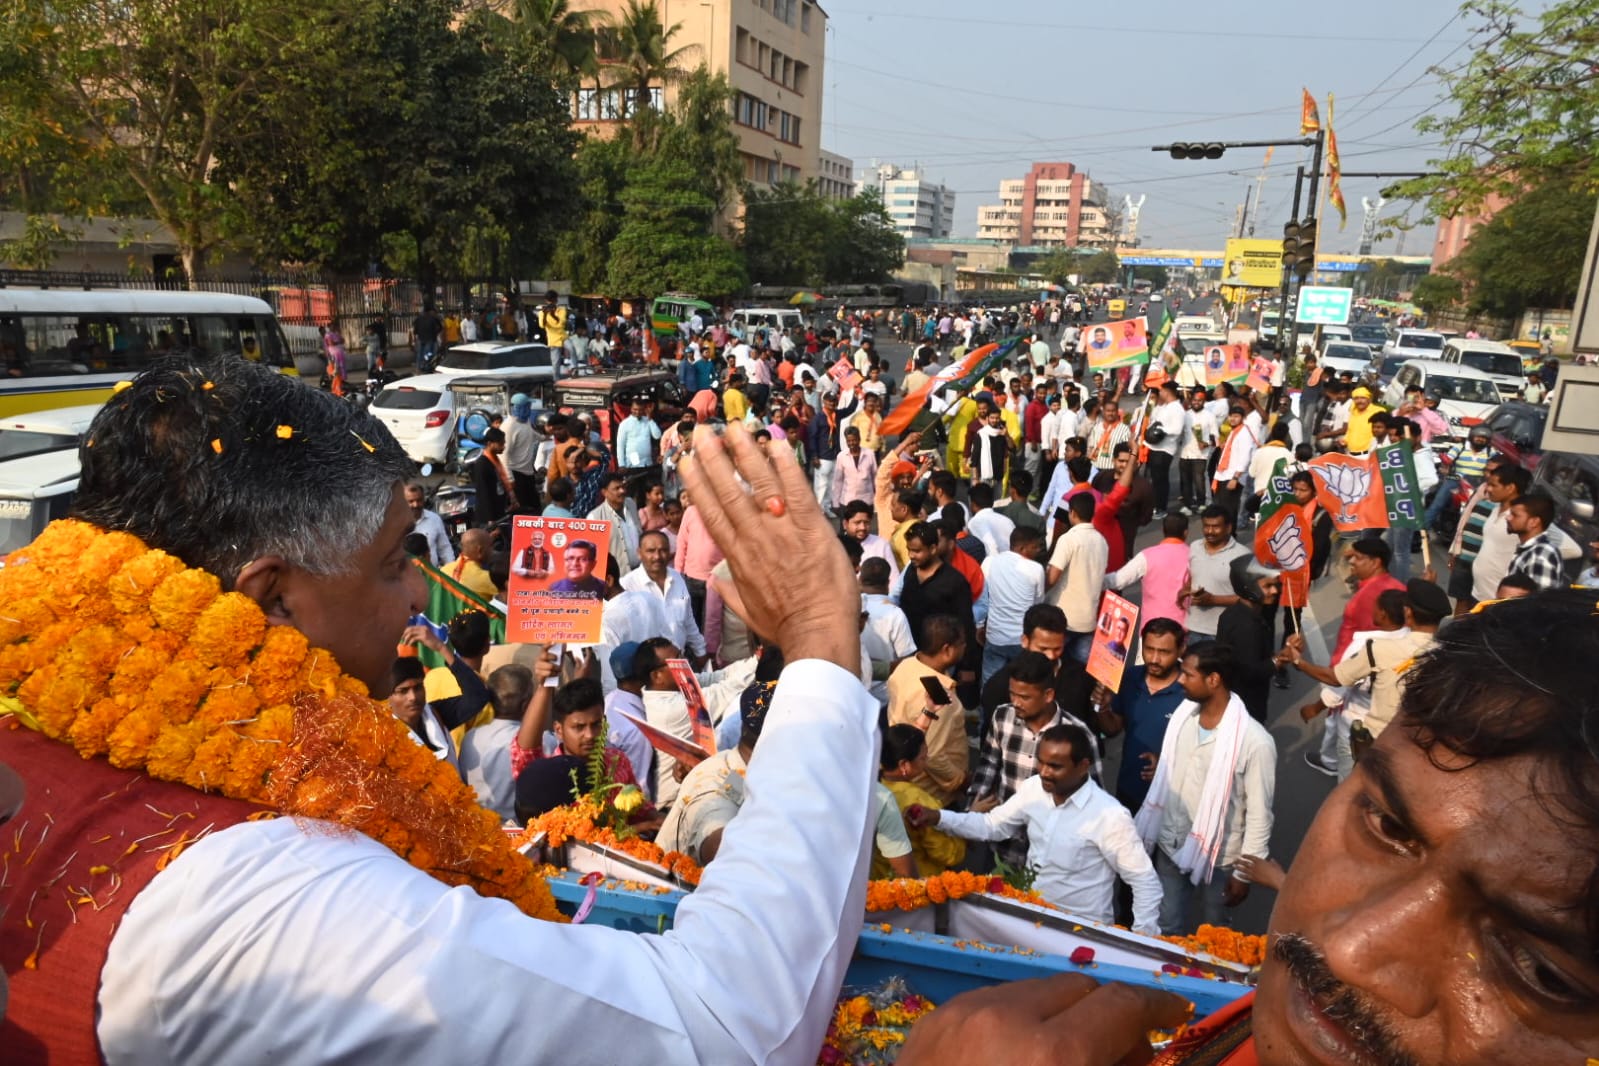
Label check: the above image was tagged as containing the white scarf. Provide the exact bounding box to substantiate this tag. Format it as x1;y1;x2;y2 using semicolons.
975;424;1006;482
1135;693;1248;885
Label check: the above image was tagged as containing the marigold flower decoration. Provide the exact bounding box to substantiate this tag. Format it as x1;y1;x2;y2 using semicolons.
0;520;564;923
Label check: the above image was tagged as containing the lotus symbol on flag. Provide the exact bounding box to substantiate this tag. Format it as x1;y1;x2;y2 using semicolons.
1268;520;1308;573
1317;462;1372;525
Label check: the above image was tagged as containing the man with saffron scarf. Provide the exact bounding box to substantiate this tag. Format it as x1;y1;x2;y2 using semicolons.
0;356;875;1065
900;590;1599;1065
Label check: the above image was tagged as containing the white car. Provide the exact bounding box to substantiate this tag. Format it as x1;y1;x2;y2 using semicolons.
0;404;101;461
1437;338;1526;401
1381;360;1501;444
1319;341;1377;381
1319;324;1354;345
369;373;459;466
1381;328;1446;363
437;341;557;380
729;307;803;337
1174;315;1218;336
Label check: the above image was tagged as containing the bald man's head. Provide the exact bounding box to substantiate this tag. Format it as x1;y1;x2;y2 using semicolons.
460;528;490;563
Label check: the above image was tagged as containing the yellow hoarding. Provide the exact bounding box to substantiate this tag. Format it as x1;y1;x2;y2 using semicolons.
1221;239;1284;289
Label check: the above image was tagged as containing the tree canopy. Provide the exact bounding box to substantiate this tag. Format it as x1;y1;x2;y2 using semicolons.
1397;0;1599;219
741;184;905;287
1446;177;1597;317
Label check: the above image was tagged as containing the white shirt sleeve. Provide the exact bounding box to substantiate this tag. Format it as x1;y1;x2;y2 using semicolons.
99;660;879;1066
938;778;1037;842
1105;551;1146;591
1095;804;1163;937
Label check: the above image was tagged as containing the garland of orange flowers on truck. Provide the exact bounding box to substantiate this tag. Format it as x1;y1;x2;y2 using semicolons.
0;519;564;924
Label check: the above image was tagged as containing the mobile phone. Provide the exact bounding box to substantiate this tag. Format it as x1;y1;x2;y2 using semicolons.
919;675;953;706
544;643;564;687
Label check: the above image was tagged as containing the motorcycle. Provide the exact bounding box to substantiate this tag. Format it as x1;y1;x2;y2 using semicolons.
429;484;476;553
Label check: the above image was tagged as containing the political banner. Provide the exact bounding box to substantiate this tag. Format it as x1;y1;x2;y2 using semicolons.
1307;452;1388;533
507;514;612;645
1245;356;1275;394
1221;238;1285;289
1254;459;1312;607
667;658;717;754
1086;591;1139;693
618;711;711;770
1084;318;1151;371
1204;344;1250;387
1373;441;1426;529
828;355;862;393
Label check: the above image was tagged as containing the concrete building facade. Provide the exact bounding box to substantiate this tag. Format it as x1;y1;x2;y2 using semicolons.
570;0;828;190
817;150;854;200
855;164;955;240
976;162;1114;248
1430;193;1508;268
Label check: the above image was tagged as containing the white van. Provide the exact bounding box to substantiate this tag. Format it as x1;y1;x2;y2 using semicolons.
1438;338;1526;400
730;307;803;337
0;404;100;555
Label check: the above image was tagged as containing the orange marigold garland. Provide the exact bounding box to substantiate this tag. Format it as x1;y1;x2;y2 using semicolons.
0;519;564;923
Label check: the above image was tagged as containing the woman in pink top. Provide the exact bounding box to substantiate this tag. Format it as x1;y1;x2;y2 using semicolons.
1102;512;1192;629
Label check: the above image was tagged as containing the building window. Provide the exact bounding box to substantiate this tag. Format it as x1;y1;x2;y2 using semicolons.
794;62;808;95
801;2;812;31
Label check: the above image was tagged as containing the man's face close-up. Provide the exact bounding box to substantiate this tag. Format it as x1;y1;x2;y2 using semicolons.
1253;730;1599;1065
843;511;871;540
1202;516;1231;546
564;547;594;580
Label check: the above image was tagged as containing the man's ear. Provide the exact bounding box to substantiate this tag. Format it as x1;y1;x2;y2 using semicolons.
234;556;295;623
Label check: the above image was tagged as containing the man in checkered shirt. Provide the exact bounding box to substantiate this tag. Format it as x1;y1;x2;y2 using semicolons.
969;650;1101;870
1506;493;1566;592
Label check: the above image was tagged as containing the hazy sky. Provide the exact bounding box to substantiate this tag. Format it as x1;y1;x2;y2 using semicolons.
818;0;1494;254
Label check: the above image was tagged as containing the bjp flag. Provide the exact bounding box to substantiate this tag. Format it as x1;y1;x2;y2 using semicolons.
1300;88;1321;134
1255;460;1312;607
1307;452;1388;533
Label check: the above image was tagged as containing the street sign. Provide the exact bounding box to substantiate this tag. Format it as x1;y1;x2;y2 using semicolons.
1295;286;1353;325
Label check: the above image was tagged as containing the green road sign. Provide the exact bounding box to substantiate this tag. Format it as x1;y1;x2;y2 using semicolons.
1295;286;1353;325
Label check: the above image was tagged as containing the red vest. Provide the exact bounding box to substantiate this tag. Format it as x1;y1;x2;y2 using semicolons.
0;724;260;1065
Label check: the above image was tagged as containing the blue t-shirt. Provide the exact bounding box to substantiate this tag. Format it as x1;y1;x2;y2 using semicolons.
1109;665;1187;815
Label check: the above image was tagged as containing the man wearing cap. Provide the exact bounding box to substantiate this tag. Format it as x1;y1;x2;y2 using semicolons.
1341;386;1385;455
602;641;658;792
504;393;542;512
1282;579;1448;763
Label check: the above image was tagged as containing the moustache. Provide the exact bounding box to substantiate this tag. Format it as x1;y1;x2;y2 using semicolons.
1274;932;1420;1066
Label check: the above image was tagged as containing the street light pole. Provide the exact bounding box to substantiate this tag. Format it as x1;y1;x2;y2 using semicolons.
1276;165;1305;350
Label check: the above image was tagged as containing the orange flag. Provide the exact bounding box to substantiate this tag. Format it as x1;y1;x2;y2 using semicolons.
1326;92;1346;229
1300;88;1321;134
1307;453;1388;532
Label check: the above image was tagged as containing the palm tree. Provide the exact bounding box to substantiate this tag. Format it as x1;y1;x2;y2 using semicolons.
600;0;699;120
511;0;605;83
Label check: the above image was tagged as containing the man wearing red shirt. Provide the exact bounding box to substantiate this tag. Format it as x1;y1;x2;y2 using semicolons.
1333;537;1406;660
1023;382;1050;482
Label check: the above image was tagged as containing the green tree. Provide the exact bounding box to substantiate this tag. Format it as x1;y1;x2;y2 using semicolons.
1082;250;1120;284
822;187;905;284
606;154;746;297
550;136;634;293
1;0;353;277
1448;178;1597;317
1411;273;1464;316
510;0;605;83
1396;0;1599;219
645;68;743;212
741;181;832;286
601;0;699;133
1032;249;1086;285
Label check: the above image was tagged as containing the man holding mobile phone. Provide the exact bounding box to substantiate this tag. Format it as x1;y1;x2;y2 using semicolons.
886;614;971;804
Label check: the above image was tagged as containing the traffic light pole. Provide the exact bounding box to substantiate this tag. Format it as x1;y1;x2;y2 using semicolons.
1288;130;1326;355
1276;165;1305;352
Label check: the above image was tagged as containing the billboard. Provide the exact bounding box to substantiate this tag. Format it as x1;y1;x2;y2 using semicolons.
1221;239;1284;289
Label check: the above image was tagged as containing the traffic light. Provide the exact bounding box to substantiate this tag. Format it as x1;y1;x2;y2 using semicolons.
1165;142;1226;160
1292;219;1317;279
1280;218;1317;278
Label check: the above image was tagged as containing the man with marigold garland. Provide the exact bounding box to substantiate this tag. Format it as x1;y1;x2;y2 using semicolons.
0;354;877;1066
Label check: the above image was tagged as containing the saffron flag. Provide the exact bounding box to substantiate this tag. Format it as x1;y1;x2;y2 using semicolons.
1326;93;1347;229
1307;452;1388;532
1254;459;1312;607
879;337;1019;437
1300;88;1321;134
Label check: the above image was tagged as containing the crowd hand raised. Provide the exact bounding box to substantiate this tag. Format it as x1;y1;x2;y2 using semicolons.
897;974;1190;1066
680;422;860;674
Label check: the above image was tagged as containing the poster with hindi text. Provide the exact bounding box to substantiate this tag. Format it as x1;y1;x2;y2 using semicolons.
1204;344;1251;387
507;515;612;645
667;658;717;754
828;355;863;392
1245;356;1275;394
1086;591;1139;693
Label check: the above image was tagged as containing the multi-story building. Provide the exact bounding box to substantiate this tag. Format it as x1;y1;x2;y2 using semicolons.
855;164;955;240
975;162;1114;248
569;0;827;191
1430;193;1508;268
817;150;854;200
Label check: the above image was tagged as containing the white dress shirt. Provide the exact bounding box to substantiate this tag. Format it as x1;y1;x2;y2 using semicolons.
858;533;901;584
861;593;916;706
99;661;878;1066
413;509;456;566
596;588;671;692
966;507;1016;559
1152;702;1276;874
457;717;520;821
1147;400;1185;458
980;551;1045;647
1179;409;1217;461
940;776;1162;935
621;566;707;658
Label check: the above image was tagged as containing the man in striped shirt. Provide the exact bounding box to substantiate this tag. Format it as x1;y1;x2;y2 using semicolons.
1428;426;1494;535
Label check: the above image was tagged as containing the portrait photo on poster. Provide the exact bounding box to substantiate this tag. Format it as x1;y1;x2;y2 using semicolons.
507;515;613;646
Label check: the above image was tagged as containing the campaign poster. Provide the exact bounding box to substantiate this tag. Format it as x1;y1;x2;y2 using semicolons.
1084;318;1150;370
1245;356;1275;394
507;515;612;645
1086;591;1139;693
667;658;717;754
618;711;711;770
828;355;863;392
1204;344;1251;387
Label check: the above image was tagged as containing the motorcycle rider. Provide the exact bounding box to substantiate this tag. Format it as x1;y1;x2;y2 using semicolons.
1428;425;1494;536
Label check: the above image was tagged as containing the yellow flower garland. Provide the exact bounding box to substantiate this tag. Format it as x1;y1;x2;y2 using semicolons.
0;519;564;923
